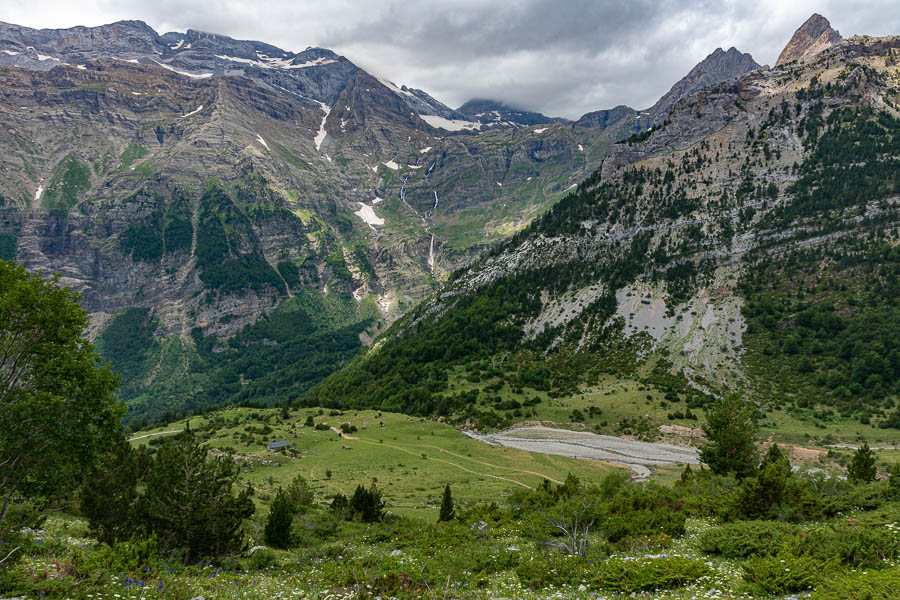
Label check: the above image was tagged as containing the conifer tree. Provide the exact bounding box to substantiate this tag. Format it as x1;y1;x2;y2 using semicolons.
264;488;294;548
847;442;877;483
438;484;455;522
141;432;255;563
699;395;758;479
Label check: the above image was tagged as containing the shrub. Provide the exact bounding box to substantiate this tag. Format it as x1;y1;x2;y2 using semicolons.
791;524;899;568
811;566;900;599
742;551;834;595
591;555;710;593
697;521;798;558
248;548;277;570
73;535;158;578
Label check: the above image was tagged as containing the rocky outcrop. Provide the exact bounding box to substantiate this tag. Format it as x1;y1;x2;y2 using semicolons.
775;13;842;67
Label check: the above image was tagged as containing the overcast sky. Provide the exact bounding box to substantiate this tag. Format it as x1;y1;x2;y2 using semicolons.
3;1;899;119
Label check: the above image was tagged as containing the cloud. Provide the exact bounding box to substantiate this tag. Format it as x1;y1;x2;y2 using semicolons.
2;0;898;118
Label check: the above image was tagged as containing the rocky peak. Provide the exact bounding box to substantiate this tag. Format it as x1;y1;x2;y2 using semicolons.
646;46;760;122
775;13;842;67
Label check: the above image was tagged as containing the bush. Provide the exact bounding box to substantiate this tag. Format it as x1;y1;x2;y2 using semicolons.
248;548;277;570
812;567;900;599
73;536;158;578
742;551;834;595
590;555;710;593
697;521;798;558
791;524;899;568
514;553;588;589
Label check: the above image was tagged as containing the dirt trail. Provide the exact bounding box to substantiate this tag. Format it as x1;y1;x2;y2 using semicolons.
127;430;183;441
464;425;700;480
424;445;563;484
351;437;534;489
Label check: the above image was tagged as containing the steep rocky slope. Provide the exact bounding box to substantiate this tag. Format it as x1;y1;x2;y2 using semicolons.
0;19;763;421
311;24;900;431
775;13;842;67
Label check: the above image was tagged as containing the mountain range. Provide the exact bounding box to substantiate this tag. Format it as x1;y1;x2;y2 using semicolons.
310;15;900;432
0;15;833;423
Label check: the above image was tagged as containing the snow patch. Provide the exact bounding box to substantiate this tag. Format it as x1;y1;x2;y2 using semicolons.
578;144;584;151
382;160;399;170
496;182;503;187
181;105;203;118
420;114;481;132
419;146;432;154
533;127;548;134
372;197;384;204
34;184;44;202
131;91;142;95
149;58;212;79
2;50;20;56
314;101;330;151
256;134;269;151
353;203;384;229
170;40;184;50
378;78;415;98
76;64;87;70
216;51;339;70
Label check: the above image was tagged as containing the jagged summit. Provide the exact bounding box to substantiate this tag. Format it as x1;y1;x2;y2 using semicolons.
575;45;759;132
775;13;842;67
647;46;760;121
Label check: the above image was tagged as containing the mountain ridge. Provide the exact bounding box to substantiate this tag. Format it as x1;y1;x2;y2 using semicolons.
309;25;900;432
0;17;772;423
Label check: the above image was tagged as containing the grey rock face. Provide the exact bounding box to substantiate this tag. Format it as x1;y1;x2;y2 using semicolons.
775;13;842;67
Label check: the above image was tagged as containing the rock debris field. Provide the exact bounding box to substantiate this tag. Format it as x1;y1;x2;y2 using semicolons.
465;425;700;480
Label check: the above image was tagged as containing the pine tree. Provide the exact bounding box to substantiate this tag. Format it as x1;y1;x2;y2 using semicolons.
699;395;758;479
438;484;455;522
141;432;255;563
264;488;294;548
847;442;877;483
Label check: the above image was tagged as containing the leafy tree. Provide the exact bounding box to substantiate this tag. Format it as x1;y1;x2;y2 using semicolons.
264;488;294;549
0;261;121;540
699;395;758;479
140;432;255;563
304;415;315;427
847;442;877;484
439;484;455;522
